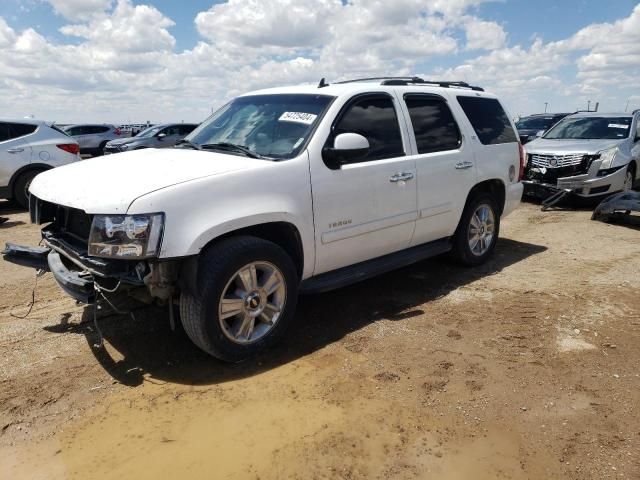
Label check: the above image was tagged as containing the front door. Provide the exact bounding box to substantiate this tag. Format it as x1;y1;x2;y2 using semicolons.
310;93;418;274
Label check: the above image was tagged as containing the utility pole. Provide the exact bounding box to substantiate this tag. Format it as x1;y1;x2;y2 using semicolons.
587;100;591;111
544;102;548;113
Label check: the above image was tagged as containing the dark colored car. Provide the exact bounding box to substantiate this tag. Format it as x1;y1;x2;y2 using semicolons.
104;123;199;154
516;113;571;144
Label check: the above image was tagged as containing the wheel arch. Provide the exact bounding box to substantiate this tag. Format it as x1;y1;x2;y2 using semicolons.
180;219;306;294
465;179;506;216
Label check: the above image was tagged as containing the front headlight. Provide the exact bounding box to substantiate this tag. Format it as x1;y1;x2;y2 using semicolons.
119;144;129;150
88;213;164;258
598;147;618;169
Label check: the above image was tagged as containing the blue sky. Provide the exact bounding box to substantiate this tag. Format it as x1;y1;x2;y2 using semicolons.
0;0;639;122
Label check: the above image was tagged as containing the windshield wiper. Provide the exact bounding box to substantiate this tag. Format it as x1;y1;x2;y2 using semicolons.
200;142;265;159
174;139;201;150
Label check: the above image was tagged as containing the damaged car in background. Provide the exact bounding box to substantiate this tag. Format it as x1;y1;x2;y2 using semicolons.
523;111;640;203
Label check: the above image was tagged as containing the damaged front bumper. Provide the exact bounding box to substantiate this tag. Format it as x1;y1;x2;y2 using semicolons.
523;164;627;199
2;243;96;303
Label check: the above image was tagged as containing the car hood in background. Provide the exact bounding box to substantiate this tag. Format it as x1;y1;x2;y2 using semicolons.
29;148;268;213
524;138;624;155
106;137;143;146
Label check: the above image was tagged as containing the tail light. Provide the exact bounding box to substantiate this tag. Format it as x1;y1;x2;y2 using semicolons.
114;128;121;135
57;143;80;155
518;142;526;181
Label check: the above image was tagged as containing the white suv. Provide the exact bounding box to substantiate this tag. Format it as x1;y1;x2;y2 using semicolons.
3;78;523;361
0;119;80;208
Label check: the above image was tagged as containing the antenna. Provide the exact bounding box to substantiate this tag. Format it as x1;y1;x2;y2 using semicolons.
318;78;328;88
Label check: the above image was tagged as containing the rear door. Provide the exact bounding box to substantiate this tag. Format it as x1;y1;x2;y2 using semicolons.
455;95;519;198
310;93;418;274
0;122;35;187
396;92;477;244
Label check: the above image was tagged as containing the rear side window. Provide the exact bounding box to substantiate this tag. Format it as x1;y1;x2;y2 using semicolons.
404;95;461;154
0;122;37;141
457;96;517;145
92;126;110;134
331;95;404;162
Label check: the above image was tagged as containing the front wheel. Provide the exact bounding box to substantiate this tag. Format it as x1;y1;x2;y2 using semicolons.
180;236;299;362
623;165;635;192
451;193;500;266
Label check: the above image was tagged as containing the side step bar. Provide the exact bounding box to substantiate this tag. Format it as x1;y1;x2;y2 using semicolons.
300;238;452;294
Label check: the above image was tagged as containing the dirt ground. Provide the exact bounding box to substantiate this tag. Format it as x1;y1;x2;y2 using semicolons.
0;199;639;479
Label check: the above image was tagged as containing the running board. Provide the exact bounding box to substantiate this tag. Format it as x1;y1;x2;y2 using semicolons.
300;238;452;294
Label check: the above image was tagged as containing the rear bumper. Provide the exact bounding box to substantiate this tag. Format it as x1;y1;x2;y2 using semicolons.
2;243;95;303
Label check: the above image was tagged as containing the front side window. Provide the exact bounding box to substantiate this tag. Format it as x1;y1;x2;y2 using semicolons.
457;96;517;145
330;95;404;163
405;95;461;154
544;116;631;140
0;122;12;142
187;94;334;160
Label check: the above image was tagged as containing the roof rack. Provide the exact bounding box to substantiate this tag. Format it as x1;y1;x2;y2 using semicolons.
332;76;484;91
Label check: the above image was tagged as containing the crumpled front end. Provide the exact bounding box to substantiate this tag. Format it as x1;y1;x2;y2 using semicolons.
2;195;181;305
522;152;628;199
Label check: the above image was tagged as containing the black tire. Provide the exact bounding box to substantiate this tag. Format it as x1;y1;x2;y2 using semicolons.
97;141;108;156
451;193;500;266
13;170;43;209
180;236;299;362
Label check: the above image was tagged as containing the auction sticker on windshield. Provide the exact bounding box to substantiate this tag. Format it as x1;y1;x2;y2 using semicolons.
279;112;318;125
608;124;628;129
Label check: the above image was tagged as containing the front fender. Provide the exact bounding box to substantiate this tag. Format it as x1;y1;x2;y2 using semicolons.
127;154;315;278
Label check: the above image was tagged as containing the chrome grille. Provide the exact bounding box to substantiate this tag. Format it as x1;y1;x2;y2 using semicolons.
530;153;585;168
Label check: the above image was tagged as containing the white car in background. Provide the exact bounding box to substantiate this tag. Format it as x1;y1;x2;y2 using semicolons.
0;119;80;208
62;124;123;157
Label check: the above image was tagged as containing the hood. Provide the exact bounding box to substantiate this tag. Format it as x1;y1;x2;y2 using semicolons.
525;137;624;155
30;148;268;213
107;137;143;146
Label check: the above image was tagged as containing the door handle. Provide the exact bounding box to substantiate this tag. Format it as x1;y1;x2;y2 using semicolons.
455;161;473;170
7;147;24;154
389;172;414;183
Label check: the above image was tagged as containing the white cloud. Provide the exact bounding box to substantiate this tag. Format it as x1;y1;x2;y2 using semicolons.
44;0;113;21
1;0;639;122
464;17;507;50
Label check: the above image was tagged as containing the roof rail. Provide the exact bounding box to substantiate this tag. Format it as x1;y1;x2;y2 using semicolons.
334;76;484;91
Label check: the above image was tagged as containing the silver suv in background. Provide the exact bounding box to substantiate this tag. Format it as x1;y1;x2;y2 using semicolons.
0;119;80;208
104;123;198;154
62;124;122;157
523;111;640;199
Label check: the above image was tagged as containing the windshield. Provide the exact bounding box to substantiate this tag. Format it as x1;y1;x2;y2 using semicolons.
136;126;162;138
186;94;335;159
516;116;559;130
544;116;631;140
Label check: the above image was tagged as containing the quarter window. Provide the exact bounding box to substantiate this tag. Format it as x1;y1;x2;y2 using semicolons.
457;96;517;145
404;95;461;154
0;122;37;141
331;95;404;163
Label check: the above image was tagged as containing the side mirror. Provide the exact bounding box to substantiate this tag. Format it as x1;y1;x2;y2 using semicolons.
322;133;369;169
535;130;545;137
157;133;167;140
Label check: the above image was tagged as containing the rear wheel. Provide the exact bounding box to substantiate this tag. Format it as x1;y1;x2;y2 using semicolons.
13;170;43;209
97;141;108;156
180;236;298;362
451;193;500;266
